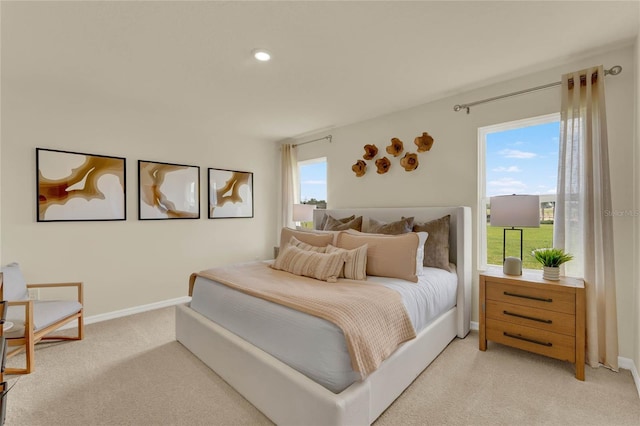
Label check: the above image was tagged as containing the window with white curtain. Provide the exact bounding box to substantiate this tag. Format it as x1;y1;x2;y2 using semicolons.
478;113;560;270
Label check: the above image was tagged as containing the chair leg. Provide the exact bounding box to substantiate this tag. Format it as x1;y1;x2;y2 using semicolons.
25;325;35;374
78;314;84;340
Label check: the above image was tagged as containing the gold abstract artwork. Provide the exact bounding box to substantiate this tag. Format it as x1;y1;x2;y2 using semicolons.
139;161;200;219
37;148;126;221
208;168;254;218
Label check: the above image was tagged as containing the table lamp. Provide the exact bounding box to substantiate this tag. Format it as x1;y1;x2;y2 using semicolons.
292;203;316;228
490;194;540;275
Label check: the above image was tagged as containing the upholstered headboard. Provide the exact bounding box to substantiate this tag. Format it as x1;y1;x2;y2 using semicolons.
313;206;471;338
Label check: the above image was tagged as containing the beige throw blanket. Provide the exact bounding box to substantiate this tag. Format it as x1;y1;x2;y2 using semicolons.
189;262;416;377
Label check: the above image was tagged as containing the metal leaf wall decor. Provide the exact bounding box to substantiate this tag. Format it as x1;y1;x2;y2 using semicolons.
352;132;435;177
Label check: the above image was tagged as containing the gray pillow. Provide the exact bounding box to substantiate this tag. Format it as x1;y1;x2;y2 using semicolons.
368;217;414;235
412;215;451;271
323;215;363;231
318;214;355;230
1;262;30;301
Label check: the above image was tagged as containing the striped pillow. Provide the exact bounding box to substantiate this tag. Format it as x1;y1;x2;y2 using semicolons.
326;244;368;280
272;244;346;283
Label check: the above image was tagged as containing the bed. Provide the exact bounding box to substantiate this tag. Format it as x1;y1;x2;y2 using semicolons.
176;206;471;425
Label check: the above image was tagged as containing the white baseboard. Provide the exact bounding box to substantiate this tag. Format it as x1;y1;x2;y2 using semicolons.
470;320;479;331
59;296;191;330
619;356;640;399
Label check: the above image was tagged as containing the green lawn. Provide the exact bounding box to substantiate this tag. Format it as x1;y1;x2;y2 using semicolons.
487;224;554;270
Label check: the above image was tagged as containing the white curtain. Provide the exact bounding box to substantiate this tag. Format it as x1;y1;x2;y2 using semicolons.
281;144;299;229
554;65;618;370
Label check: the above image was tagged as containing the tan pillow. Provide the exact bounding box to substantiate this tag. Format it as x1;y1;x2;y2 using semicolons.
288;236;327;253
290;227;342;246
367;217;414;234
336;231;426;283
412;215;451;271
318;214;355;230
279;227;333;254
323;215;363;231
326;244;368;280
271;244;346;283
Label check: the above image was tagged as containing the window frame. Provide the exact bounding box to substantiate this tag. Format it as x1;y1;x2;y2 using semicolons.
477;112;560;270
297;156;327;207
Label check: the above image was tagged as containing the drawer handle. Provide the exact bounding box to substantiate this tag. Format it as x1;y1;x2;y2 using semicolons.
503;332;553;347
503;310;553;324
503;291;552;303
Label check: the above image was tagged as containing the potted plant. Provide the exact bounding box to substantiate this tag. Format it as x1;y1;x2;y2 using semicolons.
531;248;574;281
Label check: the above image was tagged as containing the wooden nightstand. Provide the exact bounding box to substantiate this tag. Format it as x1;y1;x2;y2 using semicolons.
479;268;585;380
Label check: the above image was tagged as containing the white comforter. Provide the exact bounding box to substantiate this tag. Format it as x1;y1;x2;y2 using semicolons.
189;261;457;393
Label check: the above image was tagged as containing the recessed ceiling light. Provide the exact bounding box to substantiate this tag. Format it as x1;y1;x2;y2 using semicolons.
252;49;271;62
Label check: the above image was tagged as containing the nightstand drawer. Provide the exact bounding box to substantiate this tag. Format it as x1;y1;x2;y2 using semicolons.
486;319;576;362
485;300;575;336
486;281;575;314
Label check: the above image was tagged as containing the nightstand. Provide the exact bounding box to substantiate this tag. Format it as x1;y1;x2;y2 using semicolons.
479;268;585;380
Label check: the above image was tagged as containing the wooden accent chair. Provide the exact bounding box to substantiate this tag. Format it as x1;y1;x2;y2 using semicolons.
1;263;83;374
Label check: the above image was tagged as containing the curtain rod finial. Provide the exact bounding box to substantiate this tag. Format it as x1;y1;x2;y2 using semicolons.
453;104;470;114
606;65;622;76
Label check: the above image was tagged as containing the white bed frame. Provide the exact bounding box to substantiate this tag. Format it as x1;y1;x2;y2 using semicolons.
176;206;471;425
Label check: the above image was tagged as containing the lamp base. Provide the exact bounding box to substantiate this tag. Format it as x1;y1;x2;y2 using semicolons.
503;257;522;276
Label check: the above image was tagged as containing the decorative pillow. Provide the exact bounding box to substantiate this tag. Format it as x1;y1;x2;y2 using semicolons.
291;227;342;246
317;214;355;230
367;217;414;235
412;215;451;271
271;244;346;283
336;231;427;283
1;262;29;301
279;227;333;255
326;244;368;280
288;236;327;253
323;215;363;231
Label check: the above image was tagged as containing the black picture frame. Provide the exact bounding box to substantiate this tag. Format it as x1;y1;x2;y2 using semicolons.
36;148;126;222
208;168;254;219
138;160;200;220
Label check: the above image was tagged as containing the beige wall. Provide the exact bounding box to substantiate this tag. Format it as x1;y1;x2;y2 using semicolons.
296;45;637;359
1;67;278;318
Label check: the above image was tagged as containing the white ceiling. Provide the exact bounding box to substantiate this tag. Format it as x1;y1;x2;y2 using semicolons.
3;1;639;143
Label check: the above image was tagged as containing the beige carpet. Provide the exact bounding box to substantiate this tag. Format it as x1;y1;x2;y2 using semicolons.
4;307;639;425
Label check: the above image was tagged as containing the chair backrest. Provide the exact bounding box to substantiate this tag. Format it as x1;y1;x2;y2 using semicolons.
0;262;30;301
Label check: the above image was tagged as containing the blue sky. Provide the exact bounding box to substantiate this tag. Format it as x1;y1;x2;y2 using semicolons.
485;121;560;197
300;161;327;202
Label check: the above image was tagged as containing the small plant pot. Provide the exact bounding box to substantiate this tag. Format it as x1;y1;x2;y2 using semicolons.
543;266;560;281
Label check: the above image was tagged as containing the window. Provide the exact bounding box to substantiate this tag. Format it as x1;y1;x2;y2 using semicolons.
478;114;560;270
298;157;327;210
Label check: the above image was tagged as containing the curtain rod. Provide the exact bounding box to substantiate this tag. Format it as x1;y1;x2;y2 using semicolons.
293;134;333;147
453;65;623;114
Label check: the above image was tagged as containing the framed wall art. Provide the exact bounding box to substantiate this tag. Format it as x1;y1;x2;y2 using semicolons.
208;168;254;219
138;160;200;220
36;148;126;222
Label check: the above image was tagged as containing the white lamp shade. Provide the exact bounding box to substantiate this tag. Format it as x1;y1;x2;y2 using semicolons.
292;203;315;222
490;195;540;228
